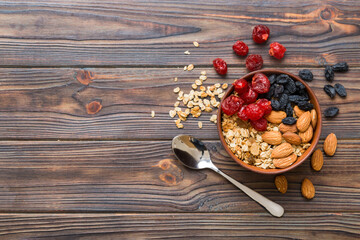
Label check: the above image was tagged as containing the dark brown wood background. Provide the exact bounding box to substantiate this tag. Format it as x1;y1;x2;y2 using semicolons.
0;0;359;239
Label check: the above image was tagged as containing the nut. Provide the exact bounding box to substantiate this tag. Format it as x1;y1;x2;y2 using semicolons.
274;175;288;194
261;131;282;145
283;132;302;145
265;111;287;124
311;149;323;171
294;105;305;117
301;178;315;200
299;125;313;143
296;111;311;132
279;123;297;133
311;109;317;129
273;153;297;168
323;133;337;156
271;142;294;158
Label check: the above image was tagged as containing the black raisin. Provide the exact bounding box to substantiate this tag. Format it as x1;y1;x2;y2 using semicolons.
285;103;293;117
332;62;348;72
325;65;334;82
298;101;314;111
282;117;297;125
268;74;277;85
334;83;347;97
324;107;339;118
283;89;290;95
271;100;281;111
279;93;289;110
285;78;297;94
299;69;313;82
298;89;309;100
295;81;305;91
273;84;284;98
276;74;291;85
289;95;308;104
323;85;336;98
261;85;274;100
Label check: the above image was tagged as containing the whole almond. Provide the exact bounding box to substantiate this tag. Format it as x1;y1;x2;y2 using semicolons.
324;133;337;156
274;175;288;193
299;125;313;143
297;111;311;132
294;105;305;117
301;178;315;200
262;131;282;145
311;109;317;129
265;111;287;124
279;123;297;133
283;132;302;145
271;142;294;158
311;149;323;171
273;153;297;169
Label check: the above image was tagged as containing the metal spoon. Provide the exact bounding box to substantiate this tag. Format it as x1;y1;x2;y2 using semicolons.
172;135;284;217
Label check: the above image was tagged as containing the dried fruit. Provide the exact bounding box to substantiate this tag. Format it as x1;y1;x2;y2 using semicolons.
271;142;294;158
334;83;347;97
245;103;264;121
273;153;297;169
279;93;289;110
269;42;286;59
311;109;317;128
282;117;297;125
295;81;305;91
252;73;270;94
279;123;297;133
213;58;227;75
294;105;305;117
299;69;313;82
252;25;270;44
332;62;348;72
299;125;313;143
276;74;290;85
301;178;315;200
246;54;263;72
283;132;302;145
233;79;249;95
285;79;297;94
262;131;282;145
285;103;293;117
325;65;334;82
221;96;244;116
262;84;275;100
268;74;277;85
271;100;281;111
250;118;268;131
311;149;323;171
324;107;339;118
298;101;313;111
324;133;337;156
296;111;311;132
273;84;284;98
289;95;308;104
240;86;258;104
257;99;272;115
237;106;248;121
274;175;288;194
265;111;287;124
233;41;249;56
323;85;336;98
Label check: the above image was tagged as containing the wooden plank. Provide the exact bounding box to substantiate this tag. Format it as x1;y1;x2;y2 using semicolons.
0;213;358;239
0;140;358;213
0;67;358;140
0;0;359;67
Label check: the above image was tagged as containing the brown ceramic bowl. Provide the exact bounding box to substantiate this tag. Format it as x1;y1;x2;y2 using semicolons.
217;69;322;174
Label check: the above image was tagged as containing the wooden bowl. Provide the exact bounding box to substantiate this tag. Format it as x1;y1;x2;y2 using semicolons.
217;69;322;174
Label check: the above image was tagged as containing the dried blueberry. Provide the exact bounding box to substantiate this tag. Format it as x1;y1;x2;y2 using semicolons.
268;74;277;85
332;62;348;72
282;117;297;125
324;107;339;118
298;101;314;111
271;100;281;111
295;81;305;90
276;74;291;85
299;69;313;82
289;95;308;104
323;85;336;98
334;83;347;97
285;78;297;94
273;84;284;98
325;65;334;82
279;93;289;110
285;103;293;117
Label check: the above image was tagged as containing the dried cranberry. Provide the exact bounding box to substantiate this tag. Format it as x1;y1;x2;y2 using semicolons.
237;106;248;121
213;58;227;75
233;79;249;95
250;118;268;131
245;103;264;121
246;54;263;72
233;41;249;56
252;25;270;44
257;99;272;116
269;42;286;59
221;96;244;116
252;73;270;94
240;86;258;104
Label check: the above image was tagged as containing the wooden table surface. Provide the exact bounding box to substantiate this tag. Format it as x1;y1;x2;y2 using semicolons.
0;0;359;239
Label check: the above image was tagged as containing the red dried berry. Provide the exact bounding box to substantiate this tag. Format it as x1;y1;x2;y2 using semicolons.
252;73;270;94
252;25;270;44
257;99;272;116
232;41;249;56
240;86;258;104
269;42;286;60
213;58;227;75
237;106;248;121
246;54;263;72
245;103;264;121
233;78;249;95
250;118;268;131
221;95;244;116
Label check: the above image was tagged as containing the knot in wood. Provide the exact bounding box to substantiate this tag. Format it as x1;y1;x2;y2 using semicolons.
86;100;102;115
75;69;95;85
320;7;336;20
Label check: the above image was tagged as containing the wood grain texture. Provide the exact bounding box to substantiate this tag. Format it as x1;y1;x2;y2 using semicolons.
0;213;359;239
0;139;358;213
0;0;359;66
0;67;358;140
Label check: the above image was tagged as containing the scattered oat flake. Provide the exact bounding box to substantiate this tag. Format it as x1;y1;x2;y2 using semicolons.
191;83;197;90
193;41;199;47
184;50;190;55
201;71;207;75
184;66;187;71
210;114;217;123
187;64;194;71
174;77;178;82
195;79;202;86
169;110;176;118
151;111;155;118
173;87;180;93
222;83;228;89
198;121;203;129
199;75;207;81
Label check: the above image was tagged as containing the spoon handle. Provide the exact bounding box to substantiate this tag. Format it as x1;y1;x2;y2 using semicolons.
212;168;284;217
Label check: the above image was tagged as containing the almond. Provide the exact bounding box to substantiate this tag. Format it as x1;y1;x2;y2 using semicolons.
271;142;294;158
311;109;317;129
299;125;313;143
311;149;323;171
324;133;337;156
274;175;288;193
283;132;302;145
262;131;282;145
279;123;297;133
294;105;305;117
265;111;287;124
273;153;297;169
301;178;315;200
296;111;311;132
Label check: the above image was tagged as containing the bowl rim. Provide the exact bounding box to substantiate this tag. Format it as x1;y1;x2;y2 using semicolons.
217;69;322;174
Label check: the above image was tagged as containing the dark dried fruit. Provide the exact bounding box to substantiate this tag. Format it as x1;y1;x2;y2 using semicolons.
271;100;281;111
268;74;277;85
332;62;348;72
298;89;309;100
252;73;270;94
324;107;339;118
269;42;286;59
221;96;244;115
295;81;306;91
252;25;270;44
273;84;284;98
285;78;297;94
285;103;293;117
299;69;313;82
298;101;314;111
246;54;263;72
334;83;347;97
325;65;334;82
233;41;249;56
279;93;289;110
261;84;275;100
250;118;268;131
323;85;336;98
289;95;308;104
276;74;291;85
282;117;297;125
213;58;227;75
